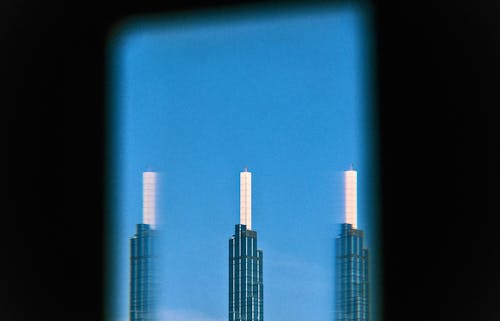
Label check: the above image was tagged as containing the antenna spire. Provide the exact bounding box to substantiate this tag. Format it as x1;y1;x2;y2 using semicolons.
240;168;252;230
344;166;357;228
143;171;157;229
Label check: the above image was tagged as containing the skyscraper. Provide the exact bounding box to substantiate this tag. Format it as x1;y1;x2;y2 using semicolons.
130;171;158;321
336;166;369;321
229;168;264;321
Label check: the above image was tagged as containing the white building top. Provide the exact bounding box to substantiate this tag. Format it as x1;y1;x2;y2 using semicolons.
143;171;157;229
240;168;252;230
344;167;357;228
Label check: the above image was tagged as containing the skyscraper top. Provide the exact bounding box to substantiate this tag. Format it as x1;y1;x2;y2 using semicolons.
143;171;157;229
344;167;357;228
240;168;252;230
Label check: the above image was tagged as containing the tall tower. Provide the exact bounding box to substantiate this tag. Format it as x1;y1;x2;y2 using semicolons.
229;168;264;321
130;171;158;321
335;166;369;321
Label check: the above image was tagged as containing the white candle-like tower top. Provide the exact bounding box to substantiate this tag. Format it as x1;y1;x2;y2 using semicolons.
240;167;252;230
143;171;157;229
344;164;357;229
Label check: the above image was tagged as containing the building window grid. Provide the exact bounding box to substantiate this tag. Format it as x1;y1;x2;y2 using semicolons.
230;225;263;321
336;224;369;321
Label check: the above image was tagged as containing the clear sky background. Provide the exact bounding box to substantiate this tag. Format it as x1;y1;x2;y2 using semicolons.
107;4;378;321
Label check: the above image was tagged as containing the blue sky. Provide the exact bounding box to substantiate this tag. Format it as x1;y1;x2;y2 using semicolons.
107;4;377;321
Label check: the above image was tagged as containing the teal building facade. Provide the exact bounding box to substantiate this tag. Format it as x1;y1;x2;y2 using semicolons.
229;224;263;321
335;223;369;321
130;223;157;321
